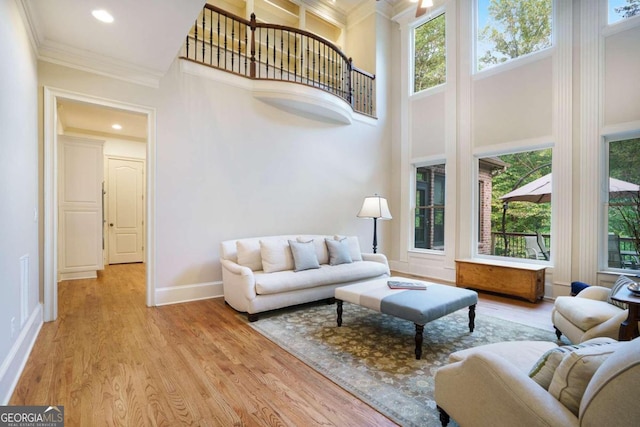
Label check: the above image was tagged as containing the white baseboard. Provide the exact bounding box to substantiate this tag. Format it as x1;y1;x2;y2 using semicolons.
59;270;97;281
155;281;223;306
0;304;43;404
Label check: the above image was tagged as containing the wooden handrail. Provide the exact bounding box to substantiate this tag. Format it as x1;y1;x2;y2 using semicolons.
182;3;376;117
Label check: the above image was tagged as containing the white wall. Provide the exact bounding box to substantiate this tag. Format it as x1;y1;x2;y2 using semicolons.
0;0;42;403
39;56;391;297
390;0;640;294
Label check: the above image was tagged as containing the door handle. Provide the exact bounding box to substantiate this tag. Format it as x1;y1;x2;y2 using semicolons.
109;223;114;227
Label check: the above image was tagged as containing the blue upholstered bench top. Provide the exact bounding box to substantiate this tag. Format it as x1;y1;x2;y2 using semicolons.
335;277;478;325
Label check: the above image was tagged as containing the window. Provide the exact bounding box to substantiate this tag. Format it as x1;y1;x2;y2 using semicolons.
476;0;552;72
609;0;640;25
415;164;445;250
607;137;640;270
413;13;446;93
477;149;552;260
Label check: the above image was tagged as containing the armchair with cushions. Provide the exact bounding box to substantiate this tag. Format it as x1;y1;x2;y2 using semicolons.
435;337;640;427
552;275;635;343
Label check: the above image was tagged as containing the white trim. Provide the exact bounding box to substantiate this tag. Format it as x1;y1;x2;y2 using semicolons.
155;282;223;306
603;9;640;37
411;154;447;166
0;304;43;404
409;83;446;101
59;271;98;281
472;136;554;158
601;120;640;138
473;48;554;80
43;87;156;321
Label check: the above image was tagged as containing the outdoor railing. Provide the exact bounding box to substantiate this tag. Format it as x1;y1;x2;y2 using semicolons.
181;4;376;117
488;232;550;259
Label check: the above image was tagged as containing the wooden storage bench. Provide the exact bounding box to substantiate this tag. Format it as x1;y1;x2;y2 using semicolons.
455;259;545;302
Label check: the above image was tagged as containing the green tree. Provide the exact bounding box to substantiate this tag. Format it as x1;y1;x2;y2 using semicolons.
479;0;552;70
615;0;640;18
490;149;552;235
414;13;445;92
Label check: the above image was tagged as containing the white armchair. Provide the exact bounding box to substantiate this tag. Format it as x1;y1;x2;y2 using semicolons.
552;285;627;343
435;338;640;427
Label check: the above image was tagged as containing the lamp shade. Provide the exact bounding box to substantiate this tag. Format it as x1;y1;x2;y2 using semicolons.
357;195;392;219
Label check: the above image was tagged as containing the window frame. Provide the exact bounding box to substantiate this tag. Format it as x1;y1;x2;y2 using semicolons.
412;161;447;253
602;132;640;273
410;6;447;96
473;0;555;75
473;147;554;265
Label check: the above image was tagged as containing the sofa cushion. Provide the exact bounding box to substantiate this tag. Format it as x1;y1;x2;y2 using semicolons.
607;275;632;309
554;296;623;331
260;239;294;273
326;238;353;266
289;240;320;272
254;261;388;295
236;240;263;271
528;337;617;390
334;235;363;261
548;341;623;416
297;236;330;265
450;341;558;374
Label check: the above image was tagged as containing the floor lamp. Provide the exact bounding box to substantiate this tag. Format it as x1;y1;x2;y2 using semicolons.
357;194;392;253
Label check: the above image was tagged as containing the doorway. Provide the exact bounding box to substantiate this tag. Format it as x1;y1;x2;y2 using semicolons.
43;87;156;321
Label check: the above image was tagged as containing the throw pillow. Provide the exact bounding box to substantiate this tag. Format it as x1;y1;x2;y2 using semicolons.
528;337;617;390
548;342;623;416
297;236;329;265
334;235;363;261
325;238;352;266
288;240;320;272
607;275;632;309
259;239;294;273
236;240;263;271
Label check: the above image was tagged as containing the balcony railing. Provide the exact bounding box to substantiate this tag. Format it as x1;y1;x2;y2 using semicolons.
180;4;376;117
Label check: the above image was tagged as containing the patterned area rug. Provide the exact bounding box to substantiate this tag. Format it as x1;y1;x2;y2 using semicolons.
250;301;560;427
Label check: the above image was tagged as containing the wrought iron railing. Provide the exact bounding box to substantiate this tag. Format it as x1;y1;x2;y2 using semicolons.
181;4;376;117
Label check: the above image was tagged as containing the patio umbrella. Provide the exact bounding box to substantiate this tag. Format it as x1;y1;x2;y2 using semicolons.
498;173;639;258
500;173;639;203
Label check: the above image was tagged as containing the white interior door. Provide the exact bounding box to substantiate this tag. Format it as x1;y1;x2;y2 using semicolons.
107;157;144;264
58;136;104;280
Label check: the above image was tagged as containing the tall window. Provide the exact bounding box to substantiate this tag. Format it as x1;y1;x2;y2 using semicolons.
413;13;446;93
476;0;552;72
607;137;640;270
415;164;445;250
477;149;552;260
609;0;640;24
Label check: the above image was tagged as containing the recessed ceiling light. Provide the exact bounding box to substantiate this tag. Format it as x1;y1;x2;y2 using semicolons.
92;9;114;23
112;124;122;130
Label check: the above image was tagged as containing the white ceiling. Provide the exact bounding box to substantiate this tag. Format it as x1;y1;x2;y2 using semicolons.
21;0;403;140
57;99;148;142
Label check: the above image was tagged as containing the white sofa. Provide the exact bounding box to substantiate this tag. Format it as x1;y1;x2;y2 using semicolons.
220;235;390;321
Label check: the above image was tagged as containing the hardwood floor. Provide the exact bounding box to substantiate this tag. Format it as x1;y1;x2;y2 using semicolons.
11;264;555;426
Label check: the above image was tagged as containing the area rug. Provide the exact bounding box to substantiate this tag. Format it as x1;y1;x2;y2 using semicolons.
249;302;561;427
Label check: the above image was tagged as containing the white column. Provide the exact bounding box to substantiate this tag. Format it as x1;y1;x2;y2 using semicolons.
551;0;573;295
578;0;602;284
456;0;473;259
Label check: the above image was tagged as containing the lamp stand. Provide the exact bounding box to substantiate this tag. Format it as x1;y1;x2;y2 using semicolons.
371;217;378;254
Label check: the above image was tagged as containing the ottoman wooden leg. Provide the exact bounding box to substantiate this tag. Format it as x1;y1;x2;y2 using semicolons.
336;299;343;327
468;304;476;332
414;323;424;360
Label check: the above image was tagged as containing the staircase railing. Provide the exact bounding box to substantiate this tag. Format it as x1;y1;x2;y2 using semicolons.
181;4;376;117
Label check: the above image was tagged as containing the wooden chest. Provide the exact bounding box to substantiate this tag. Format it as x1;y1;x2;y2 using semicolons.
455;259;545;303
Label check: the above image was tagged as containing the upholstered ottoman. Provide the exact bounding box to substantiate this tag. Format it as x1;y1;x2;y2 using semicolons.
335;277;478;359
